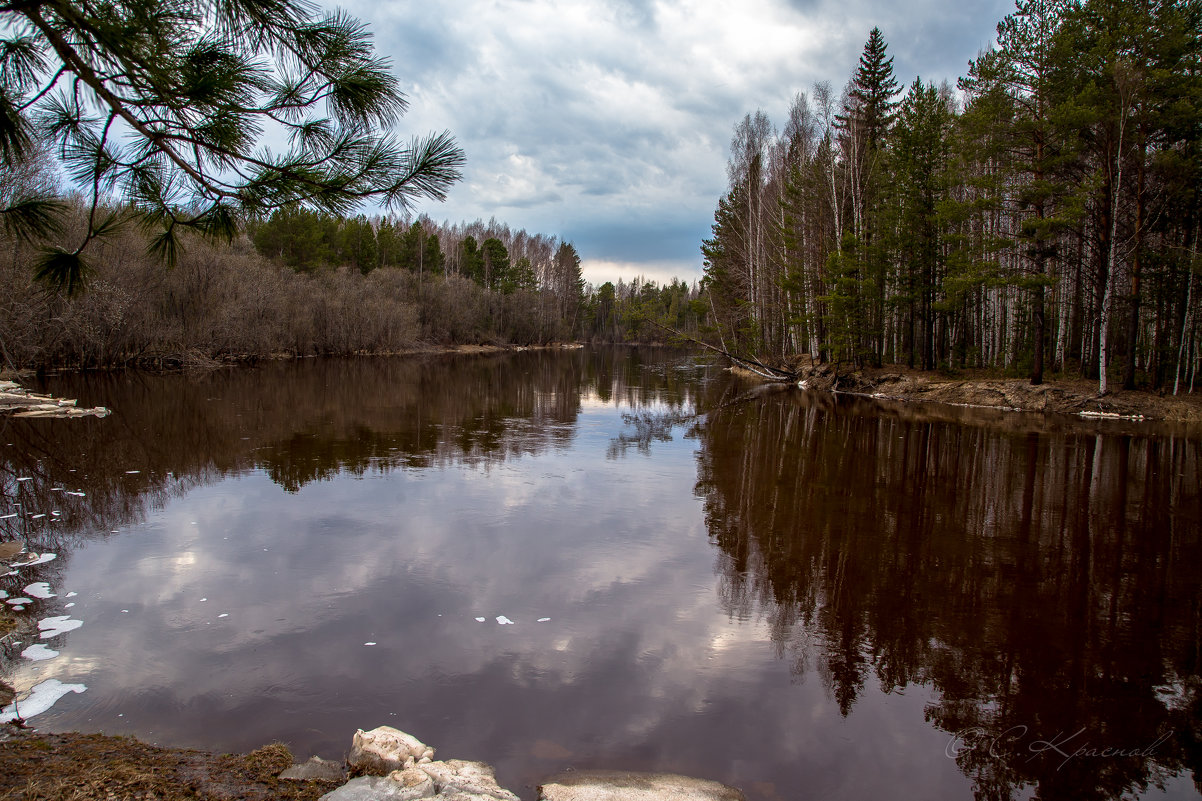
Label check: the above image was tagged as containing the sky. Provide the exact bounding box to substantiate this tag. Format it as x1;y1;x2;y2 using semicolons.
339;0;1017;287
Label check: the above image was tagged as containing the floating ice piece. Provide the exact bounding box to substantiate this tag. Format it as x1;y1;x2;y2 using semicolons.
364;642;377;646
496;616;515;625
538;618;551;623
475;617;486;622
64;603;75;608
11;605;23;611
0;679;86;723
0;513;17;520
39;615;83;638
19;553;56;566
66;491;86;497
199;598;207;602
125;470;140;474
30;514;45;520
6;597;32;606
16;477;32;482
22;644;58;661
24;582;54;599
121;610;128;613
50;511;60;517
66;592;77;598
218;613;228;618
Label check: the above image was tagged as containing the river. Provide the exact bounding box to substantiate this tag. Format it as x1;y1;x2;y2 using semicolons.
1;347;1200;801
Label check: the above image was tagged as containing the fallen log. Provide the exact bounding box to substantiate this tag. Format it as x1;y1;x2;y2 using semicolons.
0;381;110;419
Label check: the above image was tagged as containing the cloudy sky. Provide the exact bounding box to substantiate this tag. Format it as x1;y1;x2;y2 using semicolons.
341;0;1016;286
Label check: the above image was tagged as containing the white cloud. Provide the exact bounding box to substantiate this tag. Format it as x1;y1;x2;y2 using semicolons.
342;0;1012;281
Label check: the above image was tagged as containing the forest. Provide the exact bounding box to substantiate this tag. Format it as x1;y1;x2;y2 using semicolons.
702;0;1202;394
0;168;704;368
4;0;1199;388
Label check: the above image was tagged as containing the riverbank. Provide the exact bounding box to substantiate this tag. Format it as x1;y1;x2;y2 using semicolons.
0;725;746;800
732;360;1202;425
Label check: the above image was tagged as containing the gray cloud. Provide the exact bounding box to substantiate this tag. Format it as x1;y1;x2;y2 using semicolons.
341;0;1014;284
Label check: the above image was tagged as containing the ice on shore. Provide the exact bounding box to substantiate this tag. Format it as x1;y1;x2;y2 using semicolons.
0;679;87;722
24;582;54;599
38;615;83;638
22;644;58;661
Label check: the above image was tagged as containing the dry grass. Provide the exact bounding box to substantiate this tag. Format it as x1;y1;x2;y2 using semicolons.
0;731;333;801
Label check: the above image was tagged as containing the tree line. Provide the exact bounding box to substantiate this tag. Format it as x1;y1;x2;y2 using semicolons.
0;150;710;368
702;0;1202;394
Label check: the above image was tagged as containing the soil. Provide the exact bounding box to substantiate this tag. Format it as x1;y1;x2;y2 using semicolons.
0;726;337;801
745;359;1202;427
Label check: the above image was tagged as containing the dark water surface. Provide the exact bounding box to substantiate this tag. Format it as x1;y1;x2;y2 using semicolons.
2;348;1201;801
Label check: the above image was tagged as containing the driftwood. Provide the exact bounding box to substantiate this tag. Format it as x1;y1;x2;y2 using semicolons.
649;322;797;382
0;381;110;419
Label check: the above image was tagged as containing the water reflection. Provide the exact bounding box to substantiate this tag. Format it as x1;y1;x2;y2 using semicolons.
694;388;1202;800
0;350;1199;801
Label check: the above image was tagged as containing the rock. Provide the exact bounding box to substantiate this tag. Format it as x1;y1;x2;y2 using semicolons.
418;760;519;801
348;726;436;776
537;770;746;801
280;756;345;782
387;767;436;796
318;774;434;801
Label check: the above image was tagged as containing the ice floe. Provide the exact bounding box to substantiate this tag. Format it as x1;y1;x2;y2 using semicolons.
66;592;77;598
538;618;551;622
24;582;54;599
6;597;32;606
22;643;58;661
364;642;377;646
17;553;57;567
475;617;486;622
496;616;515;625
38;615;83;638
0;679;87;722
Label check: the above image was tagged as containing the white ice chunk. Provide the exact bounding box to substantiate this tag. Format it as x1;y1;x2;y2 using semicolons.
496;616;515;625
11;605;23;611
66;592;77;598
64;603;75;608
0;589;6;598
0;679;87;722
125;470;140;474
0;513;17;519
538;618;551;622
22;643;58;661
6;597;32;605
199;598;207;602
218;613;228;618
30;514;45;520
24;582;54;599
364;642;377;646
23;553;57;566
474;617;486;622
38;615;83;637
15;477;32;482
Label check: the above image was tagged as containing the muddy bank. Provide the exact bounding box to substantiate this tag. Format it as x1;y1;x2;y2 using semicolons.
732;361;1202;426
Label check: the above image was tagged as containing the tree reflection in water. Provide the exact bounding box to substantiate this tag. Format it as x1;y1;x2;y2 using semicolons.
694;388;1202;800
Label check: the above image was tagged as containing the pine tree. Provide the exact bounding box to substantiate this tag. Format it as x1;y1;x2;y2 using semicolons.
0;0;465;293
